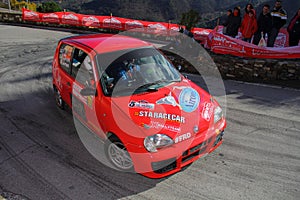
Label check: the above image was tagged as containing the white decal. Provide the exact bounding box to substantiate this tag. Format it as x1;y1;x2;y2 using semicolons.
42;13;59;22
156;92;181;109
24;11;39;20
125;20;144;30
82;16;100;26
148;23;167;30
103;17;122;28
147;121;181;132
129;100;154;110
62;14;79;24
175;132;192;143
201;102;214;121
136;111;185;123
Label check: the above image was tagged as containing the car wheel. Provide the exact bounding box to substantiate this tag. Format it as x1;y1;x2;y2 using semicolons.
105;135;134;172
54;87;65;109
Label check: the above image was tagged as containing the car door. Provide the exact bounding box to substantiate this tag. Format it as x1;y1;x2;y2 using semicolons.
57;43;74;107
70;47;102;134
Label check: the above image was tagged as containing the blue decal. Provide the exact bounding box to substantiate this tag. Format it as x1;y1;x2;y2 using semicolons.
179;88;200;113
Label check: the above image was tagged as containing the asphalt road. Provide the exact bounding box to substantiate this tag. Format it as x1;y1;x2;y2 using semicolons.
0;24;299;200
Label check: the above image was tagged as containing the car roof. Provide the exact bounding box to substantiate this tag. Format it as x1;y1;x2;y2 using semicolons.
62;34;153;54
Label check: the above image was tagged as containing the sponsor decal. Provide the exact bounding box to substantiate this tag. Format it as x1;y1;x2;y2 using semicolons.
144;121;181;132
42;13;59;23
179;88;200;113
82;16;100;26
170;27;180;31
129;100;154;110
156;92;181;109
24;11;39;20
135;111;185;123
148;23;167;31
175;132;192;143
125;20;144;30
62;14;79;25
201;102;214;121
103;17;122;28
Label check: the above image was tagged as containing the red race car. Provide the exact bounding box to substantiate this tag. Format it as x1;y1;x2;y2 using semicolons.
52;33;226;178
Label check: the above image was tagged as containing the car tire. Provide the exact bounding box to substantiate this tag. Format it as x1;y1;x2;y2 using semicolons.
54;86;65;110
105;135;134;172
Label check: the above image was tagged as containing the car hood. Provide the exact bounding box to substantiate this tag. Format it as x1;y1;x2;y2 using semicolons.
110;80;216;139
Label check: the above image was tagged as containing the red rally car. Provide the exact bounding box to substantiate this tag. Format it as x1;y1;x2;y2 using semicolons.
52;33;226;178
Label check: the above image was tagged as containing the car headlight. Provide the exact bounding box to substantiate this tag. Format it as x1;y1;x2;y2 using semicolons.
144;134;174;152
214;106;223;124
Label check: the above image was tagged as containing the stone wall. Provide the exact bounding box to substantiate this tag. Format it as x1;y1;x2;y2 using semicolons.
162;50;300;87
210;53;300;82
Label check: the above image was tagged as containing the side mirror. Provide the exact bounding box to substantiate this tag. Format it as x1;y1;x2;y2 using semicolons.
80;87;97;96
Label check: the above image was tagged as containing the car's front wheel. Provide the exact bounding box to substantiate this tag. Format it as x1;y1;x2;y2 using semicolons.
105;135;134;172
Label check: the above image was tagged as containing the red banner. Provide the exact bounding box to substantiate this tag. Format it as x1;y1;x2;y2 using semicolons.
22;9;300;59
208;30;300;59
191;27;213;44
22;8;181;35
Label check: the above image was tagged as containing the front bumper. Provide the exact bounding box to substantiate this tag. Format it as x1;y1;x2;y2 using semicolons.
128;121;226;178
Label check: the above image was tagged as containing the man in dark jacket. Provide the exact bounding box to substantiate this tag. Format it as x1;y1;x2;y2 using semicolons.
268;0;287;47
224;7;241;38
253;4;272;45
287;8;300;46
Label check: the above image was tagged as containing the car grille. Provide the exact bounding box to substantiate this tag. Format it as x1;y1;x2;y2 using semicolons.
152;131;224;174
151;158;177;174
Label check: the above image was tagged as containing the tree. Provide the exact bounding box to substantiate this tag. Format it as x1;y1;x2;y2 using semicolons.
180;9;200;31
37;1;62;13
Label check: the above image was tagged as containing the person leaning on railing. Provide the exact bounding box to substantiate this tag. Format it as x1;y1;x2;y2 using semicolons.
268;0;287;47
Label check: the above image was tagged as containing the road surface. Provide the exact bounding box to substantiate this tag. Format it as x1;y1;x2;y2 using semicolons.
0;24;299;200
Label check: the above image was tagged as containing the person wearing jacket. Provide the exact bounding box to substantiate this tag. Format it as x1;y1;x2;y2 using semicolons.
287;8;300;46
240;9;258;42
268;0;287;47
222;9;232;34
253;4;273;45
224;7;242;38
243;3;255;18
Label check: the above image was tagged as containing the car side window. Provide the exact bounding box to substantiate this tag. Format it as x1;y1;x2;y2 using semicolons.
71;48;94;86
59;44;73;74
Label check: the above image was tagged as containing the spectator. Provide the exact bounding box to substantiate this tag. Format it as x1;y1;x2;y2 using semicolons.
287;8;300;46
240;9;258;42
225;7;242;38
253;4;272;45
222;9;232;34
244;3;255;18
268;0;287;47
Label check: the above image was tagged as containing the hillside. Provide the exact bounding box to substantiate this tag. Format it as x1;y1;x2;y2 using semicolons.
58;0;300;28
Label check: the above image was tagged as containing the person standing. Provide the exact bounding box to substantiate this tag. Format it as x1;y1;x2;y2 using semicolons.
240;9;258;42
268;0;287;47
243;3;255;18
225;7;242;38
287;8;300;46
222;9;232;34
253;4;273;45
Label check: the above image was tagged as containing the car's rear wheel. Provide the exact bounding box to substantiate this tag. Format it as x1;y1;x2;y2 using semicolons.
105;135;134;172
54;86;65;109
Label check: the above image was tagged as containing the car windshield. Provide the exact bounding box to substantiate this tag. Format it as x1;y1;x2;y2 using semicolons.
96;47;181;96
